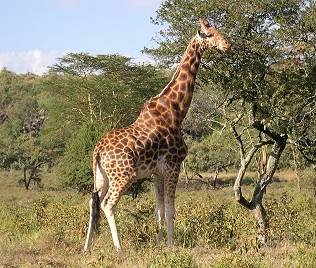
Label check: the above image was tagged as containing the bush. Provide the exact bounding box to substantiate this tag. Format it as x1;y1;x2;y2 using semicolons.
266;193;316;244
58;122;107;193
301;168;316;196
185;131;239;173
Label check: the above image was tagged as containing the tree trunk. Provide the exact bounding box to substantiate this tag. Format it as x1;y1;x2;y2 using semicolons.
234;139;286;245
291;144;301;192
23;166;30;191
22;163;43;190
251;203;268;245
182;161;189;184
211;165;220;188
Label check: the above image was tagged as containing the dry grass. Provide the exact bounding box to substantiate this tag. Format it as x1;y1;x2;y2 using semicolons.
0;169;315;267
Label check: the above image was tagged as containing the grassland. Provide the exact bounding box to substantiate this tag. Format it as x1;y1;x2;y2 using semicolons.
0;169;315;267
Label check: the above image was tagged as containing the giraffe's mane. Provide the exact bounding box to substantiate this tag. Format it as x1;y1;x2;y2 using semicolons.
152;33;199;100
138;33;199;114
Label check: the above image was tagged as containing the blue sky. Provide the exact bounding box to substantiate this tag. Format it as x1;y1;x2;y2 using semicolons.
0;0;165;74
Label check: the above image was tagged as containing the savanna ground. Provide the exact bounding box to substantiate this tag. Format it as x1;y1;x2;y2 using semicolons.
0;169;315;268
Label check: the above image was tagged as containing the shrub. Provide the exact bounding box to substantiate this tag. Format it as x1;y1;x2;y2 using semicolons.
185;131;239;173
58;122;106;193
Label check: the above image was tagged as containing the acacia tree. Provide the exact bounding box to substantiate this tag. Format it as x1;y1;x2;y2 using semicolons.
48;53;169;130
147;0;316;243
47;53;169;192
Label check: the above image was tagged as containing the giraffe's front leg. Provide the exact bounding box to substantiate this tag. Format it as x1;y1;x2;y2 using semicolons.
164;171;179;246
154;175;165;245
164;193;176;246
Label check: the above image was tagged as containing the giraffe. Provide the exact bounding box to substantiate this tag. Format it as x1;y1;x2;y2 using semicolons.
84;18;230;252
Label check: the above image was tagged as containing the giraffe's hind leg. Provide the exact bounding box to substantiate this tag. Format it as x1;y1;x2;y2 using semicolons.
100;173;135;252
101;194;121;251
84;163;109;252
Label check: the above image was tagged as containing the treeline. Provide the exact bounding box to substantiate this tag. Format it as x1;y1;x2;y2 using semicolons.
0;52;312;192
0;54;170;191
0;53;235;192
0;54;234;191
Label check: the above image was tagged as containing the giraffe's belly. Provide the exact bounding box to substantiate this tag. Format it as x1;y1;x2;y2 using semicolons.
134;149;186;180
134;157;158;179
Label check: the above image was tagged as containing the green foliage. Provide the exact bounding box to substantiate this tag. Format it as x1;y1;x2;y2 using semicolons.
210;254;272;268
267;193;316;244
148;0;316;169
0;196;87;249
58;122;105;193
175;196;236;248
183;84;224;138
0;54;169;192
2;171;316;267
116;196;157;248
301;168;316;196
46;53;167;130
295;245;316;268
0;69;49;170
34;197;88;245
185;130;239;172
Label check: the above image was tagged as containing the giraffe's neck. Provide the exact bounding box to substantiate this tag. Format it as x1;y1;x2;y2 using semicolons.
135;33;204;130
154;34;204;125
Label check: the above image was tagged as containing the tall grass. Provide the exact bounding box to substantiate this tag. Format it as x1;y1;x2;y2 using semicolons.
0;170;316;267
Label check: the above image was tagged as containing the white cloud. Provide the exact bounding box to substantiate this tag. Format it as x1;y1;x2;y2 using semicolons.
0;50;60;75
132;53;156;65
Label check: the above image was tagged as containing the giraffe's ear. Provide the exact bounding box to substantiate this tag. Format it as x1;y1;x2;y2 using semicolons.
199;18;209;34
199;18;210;28
199;18;216;36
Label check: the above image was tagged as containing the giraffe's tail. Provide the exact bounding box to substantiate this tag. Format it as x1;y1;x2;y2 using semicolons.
91;151;101;233
91;191;100;233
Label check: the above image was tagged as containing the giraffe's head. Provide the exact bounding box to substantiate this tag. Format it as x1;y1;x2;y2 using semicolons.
197;18;230;52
